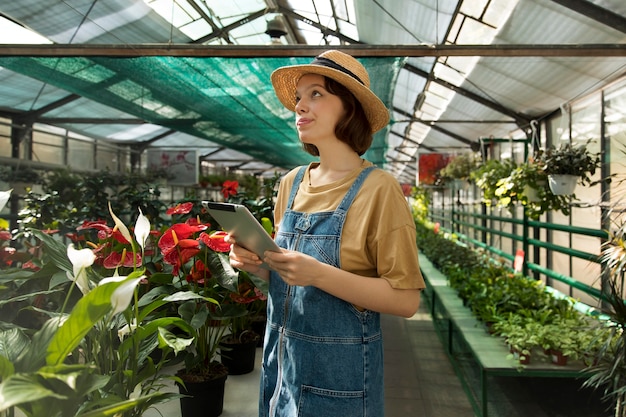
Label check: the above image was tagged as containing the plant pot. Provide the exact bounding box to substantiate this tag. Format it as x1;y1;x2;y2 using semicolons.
550;349;569;366
250;316;267;347
220;333;259;375
176;371;228;417
512;348;531;365
548;174;578;195
452;179;469;191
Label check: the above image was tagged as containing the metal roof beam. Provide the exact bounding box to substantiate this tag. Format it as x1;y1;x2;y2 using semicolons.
276;6;361;44
550;0;626;34
185;0;233;44
193;8;269;44
4;44;624;57
394;108;474;147
390;131;437;153
402;63;532;127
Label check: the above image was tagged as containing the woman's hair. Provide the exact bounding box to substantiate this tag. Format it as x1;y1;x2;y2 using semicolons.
302;77;374;157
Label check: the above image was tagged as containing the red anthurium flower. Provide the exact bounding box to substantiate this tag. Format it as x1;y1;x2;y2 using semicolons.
162;239;200;275
0;231;11;240
200;231;230;252
103;250;142;269
0;246;16;267
65;233;86;243
21;260;40;271
166;202;193;215
230;283;263;304
77;220;114;240
187;259;211;284
221;180;239;199
158;223;207;254
111;229;131;244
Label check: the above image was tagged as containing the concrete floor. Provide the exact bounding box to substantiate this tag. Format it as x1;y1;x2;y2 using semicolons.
143;301;475;417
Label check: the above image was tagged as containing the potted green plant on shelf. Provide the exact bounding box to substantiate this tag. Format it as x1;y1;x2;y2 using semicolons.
535;141;601;195
0;165;42;193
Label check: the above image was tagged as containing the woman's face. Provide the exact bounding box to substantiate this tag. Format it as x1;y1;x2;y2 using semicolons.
294;74;345;147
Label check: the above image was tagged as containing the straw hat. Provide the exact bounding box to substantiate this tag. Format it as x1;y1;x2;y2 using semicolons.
271;50;390;133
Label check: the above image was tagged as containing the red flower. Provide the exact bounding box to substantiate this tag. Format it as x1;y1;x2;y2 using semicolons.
21;260;40;271
77;220;113;240
162;239;200;275
158;223;207;254
199;231;230;252
0;231;11;241
158;224;207;275
221;180;239;199
166;202;193;215
187;259;211;284
103;250;142;269
0;246;16;267
230;284;263;304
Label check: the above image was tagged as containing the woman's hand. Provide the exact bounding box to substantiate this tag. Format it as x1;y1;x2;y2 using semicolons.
263;250;321;287
225;234;268;278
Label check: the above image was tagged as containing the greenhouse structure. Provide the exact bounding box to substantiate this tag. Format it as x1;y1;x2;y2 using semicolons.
0;1;625;417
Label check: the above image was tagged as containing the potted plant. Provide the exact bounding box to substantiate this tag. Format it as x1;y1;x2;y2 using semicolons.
582;218;626;417
539;319;585;365
219;272;267;375
535;141;601;195
439;152;479;189
155;202;250;417
470;158;517;206
0;205;186;417
496;159;573;218
0;165;42;193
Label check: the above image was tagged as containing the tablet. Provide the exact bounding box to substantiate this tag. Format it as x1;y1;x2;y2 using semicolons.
203;201;280;267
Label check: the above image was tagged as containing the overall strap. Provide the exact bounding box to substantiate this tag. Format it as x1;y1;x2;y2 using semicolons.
286;166;308;210
335;165;377;214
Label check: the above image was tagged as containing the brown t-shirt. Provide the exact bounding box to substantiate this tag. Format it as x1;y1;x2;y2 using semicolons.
274;160;426;291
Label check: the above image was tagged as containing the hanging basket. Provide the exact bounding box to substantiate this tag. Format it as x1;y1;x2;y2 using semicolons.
522;185;541;202
548;174;578;195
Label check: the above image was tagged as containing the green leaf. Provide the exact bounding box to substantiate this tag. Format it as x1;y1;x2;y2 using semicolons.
15;316;64;373
46;283;118;366
0;373;67;412
0;328;30;362
0;354;14;380
30;229;73;273
158;327;193;354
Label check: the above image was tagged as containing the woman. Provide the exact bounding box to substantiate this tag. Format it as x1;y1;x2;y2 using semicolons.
227;50;426;417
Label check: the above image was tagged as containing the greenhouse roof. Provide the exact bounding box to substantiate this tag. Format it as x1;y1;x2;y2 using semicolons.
0;0;625;182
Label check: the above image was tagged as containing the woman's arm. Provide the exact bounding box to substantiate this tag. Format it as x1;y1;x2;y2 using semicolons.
263;249;421;318
226;234;270;281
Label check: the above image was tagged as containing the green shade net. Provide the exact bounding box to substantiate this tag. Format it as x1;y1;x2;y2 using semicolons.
0;55;404;170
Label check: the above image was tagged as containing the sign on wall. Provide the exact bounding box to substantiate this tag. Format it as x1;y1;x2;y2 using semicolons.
147;149;198;186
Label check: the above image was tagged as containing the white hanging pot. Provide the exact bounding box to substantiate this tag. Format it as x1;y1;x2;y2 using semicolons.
548;174;578;195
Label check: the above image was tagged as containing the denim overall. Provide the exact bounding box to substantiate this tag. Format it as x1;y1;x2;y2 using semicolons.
260;165;383;417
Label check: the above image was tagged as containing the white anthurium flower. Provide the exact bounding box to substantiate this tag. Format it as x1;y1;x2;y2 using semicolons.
134;207;150;253
99;275;145;316
108;201;133;245
0;189;11;212
67;244;96;295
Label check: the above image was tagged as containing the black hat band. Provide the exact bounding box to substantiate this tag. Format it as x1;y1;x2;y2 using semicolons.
310;56;365;86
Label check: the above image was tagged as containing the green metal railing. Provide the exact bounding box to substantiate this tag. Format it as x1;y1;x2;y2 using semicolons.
430;203;607;302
